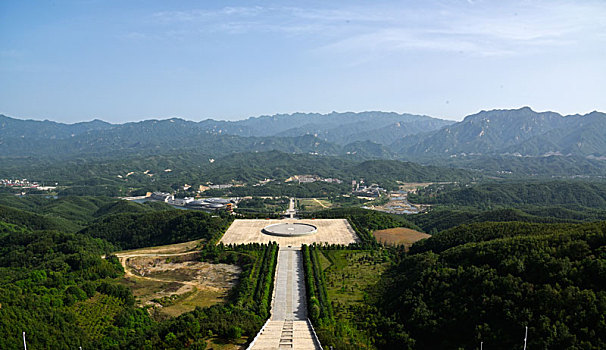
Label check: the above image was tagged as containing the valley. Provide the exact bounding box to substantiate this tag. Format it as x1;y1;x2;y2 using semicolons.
4;0;606;347
1;108;606;349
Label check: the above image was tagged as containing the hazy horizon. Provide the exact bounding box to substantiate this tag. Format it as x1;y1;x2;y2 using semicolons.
3;105;604;125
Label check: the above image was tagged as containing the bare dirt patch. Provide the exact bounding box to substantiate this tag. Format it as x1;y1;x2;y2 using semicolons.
115;240;240;320
373;227;430;249
397;182;434;191
116;239;203;255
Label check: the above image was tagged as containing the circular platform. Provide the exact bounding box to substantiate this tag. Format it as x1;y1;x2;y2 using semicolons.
262;223;318;237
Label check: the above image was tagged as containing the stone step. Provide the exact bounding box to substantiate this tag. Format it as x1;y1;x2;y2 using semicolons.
249;247;321;350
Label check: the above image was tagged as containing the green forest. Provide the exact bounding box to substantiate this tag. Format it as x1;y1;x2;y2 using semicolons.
296;203;606;349
0;195;278;349
375;221;606;349
410;180;606;208
1;176;606;348
1;151;476;197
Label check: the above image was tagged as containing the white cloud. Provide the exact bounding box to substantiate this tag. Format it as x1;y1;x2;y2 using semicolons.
313;1;606;58
144;1;606;57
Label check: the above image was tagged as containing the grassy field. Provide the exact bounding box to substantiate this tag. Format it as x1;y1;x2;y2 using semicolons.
319;250;389;308
373;227;430;249
298;198;332;211
318;249;391;348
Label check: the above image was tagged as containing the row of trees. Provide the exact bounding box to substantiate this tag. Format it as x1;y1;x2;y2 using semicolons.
302;244;333;325
232;242;279;319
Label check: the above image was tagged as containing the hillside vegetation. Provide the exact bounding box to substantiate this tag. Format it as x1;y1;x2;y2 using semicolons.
374;221;606;349
0;195;170;232
0;210;280;349
411;181;606;208
4;108;606;180
81;210;233;250
1;151;476;197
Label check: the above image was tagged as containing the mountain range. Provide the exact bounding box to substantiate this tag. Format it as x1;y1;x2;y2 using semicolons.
1;108;605;163
393;107;606;158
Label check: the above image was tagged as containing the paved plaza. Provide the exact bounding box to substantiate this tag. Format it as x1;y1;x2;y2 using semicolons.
219;218;359;246
223;218;357;349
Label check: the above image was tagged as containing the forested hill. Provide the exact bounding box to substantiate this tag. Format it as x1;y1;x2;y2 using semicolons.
373;221;606;349
206;152;474;184
430;154;606;177
0;151;477;195
80;210;233;249
411;181;606;208
0;195;172;232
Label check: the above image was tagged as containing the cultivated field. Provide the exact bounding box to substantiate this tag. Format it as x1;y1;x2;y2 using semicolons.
219;219;359;246
373;227;430;249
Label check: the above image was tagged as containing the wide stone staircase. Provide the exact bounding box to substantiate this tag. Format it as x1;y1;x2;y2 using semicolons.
250;320;318;349
248;246;322;350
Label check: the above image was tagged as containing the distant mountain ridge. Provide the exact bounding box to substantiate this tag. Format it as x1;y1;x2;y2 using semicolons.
392;107;606;158
197;111;453;145
0;114;113;140
0;111;449;159
1;108;606;164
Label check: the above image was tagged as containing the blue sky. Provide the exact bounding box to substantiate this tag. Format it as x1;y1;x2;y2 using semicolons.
1;0;605;123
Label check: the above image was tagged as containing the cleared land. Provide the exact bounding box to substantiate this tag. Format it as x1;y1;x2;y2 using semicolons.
116;239;203;255
298;198;332;211
373;227;430;248
397;182;434;191
115;240;240;320
219;219;359;246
